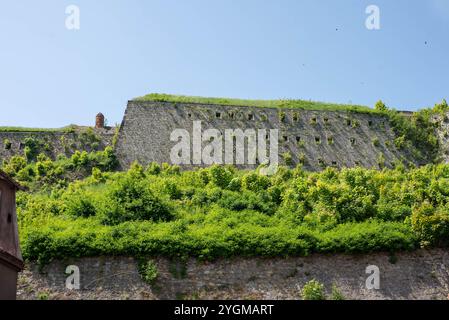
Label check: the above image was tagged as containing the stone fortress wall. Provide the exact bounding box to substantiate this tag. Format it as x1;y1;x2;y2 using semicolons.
115;100;420;171
17;249;449;300
0;128;115;164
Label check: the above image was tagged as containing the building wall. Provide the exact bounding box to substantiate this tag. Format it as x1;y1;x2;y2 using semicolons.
0;129;115;164
16;249;449;300
0;180;20;259
115;101;419;171
0;261;18;300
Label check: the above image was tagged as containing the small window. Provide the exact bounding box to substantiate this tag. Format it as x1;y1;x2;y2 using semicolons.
228;112;235;119
266;134;269;140
283;136;289;142
216;112;222;119
315;137;321;144
310;117;317;125
318;158;325;166
327;137;334;145
368;120;373;126
187;113;192;118
7;213;12;224
293;113;299;121
247;114;254;120
346;119;351;126
296;136;301;142
332;161;337;166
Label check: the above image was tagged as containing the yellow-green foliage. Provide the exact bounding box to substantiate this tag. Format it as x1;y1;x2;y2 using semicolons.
15;158;449;266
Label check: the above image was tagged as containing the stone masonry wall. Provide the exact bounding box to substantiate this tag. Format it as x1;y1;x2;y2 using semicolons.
115;101;418;171
17;249;449;300
0;127;115;163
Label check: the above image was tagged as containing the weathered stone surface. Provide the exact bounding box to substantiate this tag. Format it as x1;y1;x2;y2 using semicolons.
115;101;419;171
0;128;114;163
17;250;449;300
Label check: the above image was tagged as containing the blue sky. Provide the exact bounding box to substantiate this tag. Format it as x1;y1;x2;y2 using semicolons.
0;0;448;127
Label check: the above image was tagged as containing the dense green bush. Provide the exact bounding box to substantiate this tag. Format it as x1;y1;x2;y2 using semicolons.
11;155;449;264
99;173;172;225
301;280;326;300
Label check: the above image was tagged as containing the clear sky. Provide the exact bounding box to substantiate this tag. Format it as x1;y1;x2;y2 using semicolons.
0;0;448;127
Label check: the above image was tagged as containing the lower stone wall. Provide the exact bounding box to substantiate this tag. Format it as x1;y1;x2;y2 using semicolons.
0;127;115;163
17;249;449;300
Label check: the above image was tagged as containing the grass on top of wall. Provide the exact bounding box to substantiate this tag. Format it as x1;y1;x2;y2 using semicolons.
0;126;68;133
133;93;382;114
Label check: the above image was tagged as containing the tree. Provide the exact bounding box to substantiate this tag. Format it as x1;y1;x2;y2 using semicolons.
375;100;387;112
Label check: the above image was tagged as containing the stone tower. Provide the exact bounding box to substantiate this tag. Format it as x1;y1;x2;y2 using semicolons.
96;113;105;129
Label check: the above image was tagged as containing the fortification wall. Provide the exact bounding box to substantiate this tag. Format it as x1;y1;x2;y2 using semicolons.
115;101;417;171
0;128;115;163
17;249;449;300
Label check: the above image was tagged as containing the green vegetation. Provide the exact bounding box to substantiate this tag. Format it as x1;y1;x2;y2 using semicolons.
134;93;380;114
374;100;387;112
9;157;449;266
0;126;73;133
301;279;326;300
138;259;159;285
2;147;117;191
3;138;11;150
331;284;345;300
2;95;448;267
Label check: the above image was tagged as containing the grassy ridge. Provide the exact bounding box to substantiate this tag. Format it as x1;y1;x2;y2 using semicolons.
0;126;74;133
134;93;382;114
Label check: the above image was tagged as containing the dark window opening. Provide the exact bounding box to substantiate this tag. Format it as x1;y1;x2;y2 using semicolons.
283;136;288;142
247;114;254;120
229;112;235;119
346;119;351;126
368;120;373;126
332;161;337;166
7;213;12;223
293;113;299;121
296;136;301;142
315;137;321;143
216;112;221;119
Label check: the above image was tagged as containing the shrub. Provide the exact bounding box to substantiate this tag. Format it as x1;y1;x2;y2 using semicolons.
331;284;345;300
138;259;159;285
375;100;387;112
208;165;233;189
411;202;449;247
4;139;11;150
301;279;326;300
282;152;293;166
241;172;270;192
100;175;172;225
